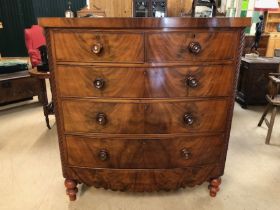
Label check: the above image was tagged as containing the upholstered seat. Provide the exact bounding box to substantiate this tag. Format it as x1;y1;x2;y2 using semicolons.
24;25;46;68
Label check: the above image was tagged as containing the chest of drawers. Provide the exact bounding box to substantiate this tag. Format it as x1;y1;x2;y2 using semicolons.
39;17;250;201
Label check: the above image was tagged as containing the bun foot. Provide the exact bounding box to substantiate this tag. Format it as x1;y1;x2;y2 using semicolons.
65;179;78;201
208;178;221;197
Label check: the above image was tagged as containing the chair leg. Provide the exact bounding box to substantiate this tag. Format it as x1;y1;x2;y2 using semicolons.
258;104;271;127
265;106;278;145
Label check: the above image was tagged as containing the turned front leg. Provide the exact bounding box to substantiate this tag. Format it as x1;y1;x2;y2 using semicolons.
208;178;222;197
64;179;78;201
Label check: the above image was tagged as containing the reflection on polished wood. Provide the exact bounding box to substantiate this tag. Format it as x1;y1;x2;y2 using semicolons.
39;17;250;200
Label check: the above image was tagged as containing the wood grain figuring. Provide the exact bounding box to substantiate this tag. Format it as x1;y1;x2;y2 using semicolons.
147;32;238;62
39;18;252;29
39;17;251;200
57;65;234;98
54;31;144;63
66;165;221;192
66;135;224;169
167;0;193;17
90;0;132;17
62;99;228;134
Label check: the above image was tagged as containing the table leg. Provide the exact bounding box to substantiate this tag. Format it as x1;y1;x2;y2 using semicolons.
39;79;51;129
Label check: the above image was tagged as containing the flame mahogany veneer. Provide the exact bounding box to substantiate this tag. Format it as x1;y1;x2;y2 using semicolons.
39;17;251;201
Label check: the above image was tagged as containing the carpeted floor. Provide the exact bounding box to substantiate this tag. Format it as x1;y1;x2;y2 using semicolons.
0;90;279;210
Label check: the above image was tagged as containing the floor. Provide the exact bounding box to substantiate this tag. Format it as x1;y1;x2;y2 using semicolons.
0;92;280;210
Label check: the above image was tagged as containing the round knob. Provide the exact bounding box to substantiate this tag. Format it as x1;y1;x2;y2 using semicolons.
181;148;191;160
99;149;109;161
96;113;107;125
92;43;103;54
186;76;199;88
94;78;105;89
189;41;202;54
183;113;194;125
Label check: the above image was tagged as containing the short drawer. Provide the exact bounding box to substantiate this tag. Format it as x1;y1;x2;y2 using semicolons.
56;65;234;98
62;99;228;134
53;31;144;63
147;31;237;62
66;135;224;169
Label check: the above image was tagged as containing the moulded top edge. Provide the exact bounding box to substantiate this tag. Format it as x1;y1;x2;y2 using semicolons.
38;17;251;29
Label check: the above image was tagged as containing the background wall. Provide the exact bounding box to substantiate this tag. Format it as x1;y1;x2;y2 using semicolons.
0;0;86;57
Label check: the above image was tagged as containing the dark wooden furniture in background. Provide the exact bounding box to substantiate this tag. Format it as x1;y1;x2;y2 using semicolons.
29;68;54;129
236;57;280;108
133;0;167;17
242;34;270;57
0;70;41;105
0;57;41;106
258;73;280;144
39;17;250;201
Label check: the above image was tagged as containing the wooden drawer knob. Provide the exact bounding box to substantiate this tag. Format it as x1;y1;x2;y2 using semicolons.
186;76;199;88
181;148;191;160
99;149;109;161
189;41;202;54
183;113;194;125
94;78;105;89
92;43;103;54
96;113;107;125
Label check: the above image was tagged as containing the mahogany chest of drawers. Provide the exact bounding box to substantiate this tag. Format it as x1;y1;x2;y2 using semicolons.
39;17;250;201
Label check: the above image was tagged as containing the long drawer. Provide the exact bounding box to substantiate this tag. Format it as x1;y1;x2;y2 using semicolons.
53;31;144;63
147;32;237;62
66;135;224;169
56;65;234;98
62;99;228;134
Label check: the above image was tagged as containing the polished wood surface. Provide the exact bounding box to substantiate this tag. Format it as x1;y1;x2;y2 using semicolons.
40;17;250;200
57;65;234;98
147;32;237;62
66;135;223;169
54;32;144;63
39;17;251;28
62;99;228;134
67;165;221;192
28;68;50;79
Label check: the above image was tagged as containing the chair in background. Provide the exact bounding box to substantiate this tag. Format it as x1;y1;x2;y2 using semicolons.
24;25;46;68
258;73;280;144
24;25;54;129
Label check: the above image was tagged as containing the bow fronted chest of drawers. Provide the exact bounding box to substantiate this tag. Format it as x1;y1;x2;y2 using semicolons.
39;17;251;201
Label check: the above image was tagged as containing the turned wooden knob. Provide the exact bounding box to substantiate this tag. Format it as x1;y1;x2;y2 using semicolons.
183;113;194;125
92;43;103;54
99;149;109;161
189;41;202;54
96;113;107;125
94;78;105;89
186;76;199;88
181;148;191;160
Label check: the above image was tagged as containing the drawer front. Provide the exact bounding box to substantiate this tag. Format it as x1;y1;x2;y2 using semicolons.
66;135;224;169
147;32;237;62
56;65;234;98
53;31;144;63
62;99;228;134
